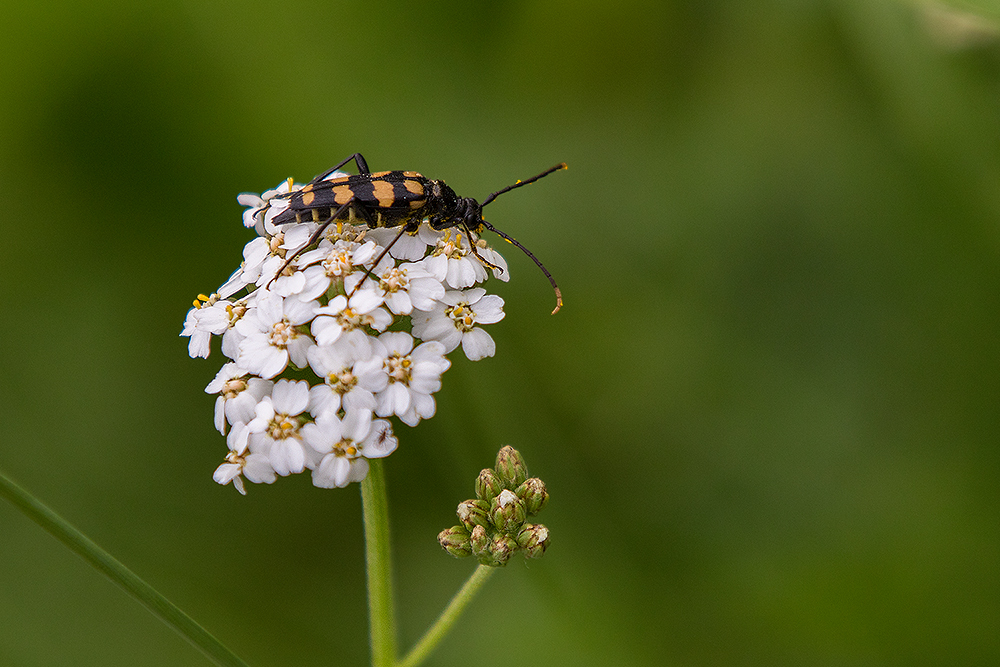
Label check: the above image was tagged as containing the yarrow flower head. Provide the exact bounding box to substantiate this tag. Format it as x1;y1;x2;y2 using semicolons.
182;170;526;494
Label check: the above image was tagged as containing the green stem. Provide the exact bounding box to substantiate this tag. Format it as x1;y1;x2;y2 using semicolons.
0;469;249;667
361;459;397;667
397;564;496;667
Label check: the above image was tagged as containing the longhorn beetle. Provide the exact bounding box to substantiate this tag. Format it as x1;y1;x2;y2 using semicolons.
266;153;565;314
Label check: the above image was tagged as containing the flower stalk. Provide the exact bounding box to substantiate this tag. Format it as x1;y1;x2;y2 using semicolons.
361;459;397;667
0;470;249;667
397;565;495;667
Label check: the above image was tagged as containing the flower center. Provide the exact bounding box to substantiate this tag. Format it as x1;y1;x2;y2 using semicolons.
224;450;245;465
322;249;354;277
379;267;408;293
226;302;247;326
323;222;365;244
195;293;219;308
432;231;469;260
268;319;295;348
334;438;359;458
329;370;358;395
222;378;248;399
385;353;412;385
445;302;476;332
267;413;300;440
334;307;378;332
269;232;285;255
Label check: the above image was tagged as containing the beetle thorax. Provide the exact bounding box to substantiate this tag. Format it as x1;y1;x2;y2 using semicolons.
427;181;482;230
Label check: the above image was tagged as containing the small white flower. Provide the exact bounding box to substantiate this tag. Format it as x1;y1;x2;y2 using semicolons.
180;294;231;359
235;237;274;287
236;294;318;379
214;422;277;494
411;288;504;361
306;334;386;416
206;363;273;434
418;229;489;289
372;263;445;315
246;379;311;476
311;292;392;347
373;332;451;426
296;239;381;302
214;450;278;494
252;221;322;293
238;179;297;235
181;307;211;359
213;457;247;494
301;409;397;488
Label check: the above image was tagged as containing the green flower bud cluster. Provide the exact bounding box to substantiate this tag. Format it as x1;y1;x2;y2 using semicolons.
437;446;550;566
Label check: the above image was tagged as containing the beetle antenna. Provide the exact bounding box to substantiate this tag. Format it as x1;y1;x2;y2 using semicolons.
482;163;567;207
478;219;563;314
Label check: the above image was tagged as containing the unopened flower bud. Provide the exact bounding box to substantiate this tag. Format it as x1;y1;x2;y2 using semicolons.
516;477;549;515
476;468;504;503
438;525;472;558
516;523;550;559
456;499;490;530
486;534;518;567
489;489;526;534
495;445;528;488
469;524;490;557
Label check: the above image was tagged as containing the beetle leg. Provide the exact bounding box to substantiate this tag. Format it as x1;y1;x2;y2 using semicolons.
265;198;356;289
347;225;411;298
314;153;371;181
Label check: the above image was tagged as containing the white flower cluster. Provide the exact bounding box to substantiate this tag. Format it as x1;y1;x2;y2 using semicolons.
181;175;509;494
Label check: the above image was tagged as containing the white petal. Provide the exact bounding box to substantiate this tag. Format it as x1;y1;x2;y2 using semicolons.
187;330;211;359
284;298;320;325
226;390;262;427
271;380;310;415
214;396;227;434
346;458;370;483
473;295;505;324
342;408;374;442
461;328;496;361
307;384;341;417
213;462;242;485
378;331;414;356
243;453;277;484
286;335;315;368
313;455;351;488
377;382;411;418
363;420;398;458
270;439;306;476
312;316;344;347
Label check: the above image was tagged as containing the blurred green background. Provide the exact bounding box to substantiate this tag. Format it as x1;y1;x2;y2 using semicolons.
2;0;999;664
